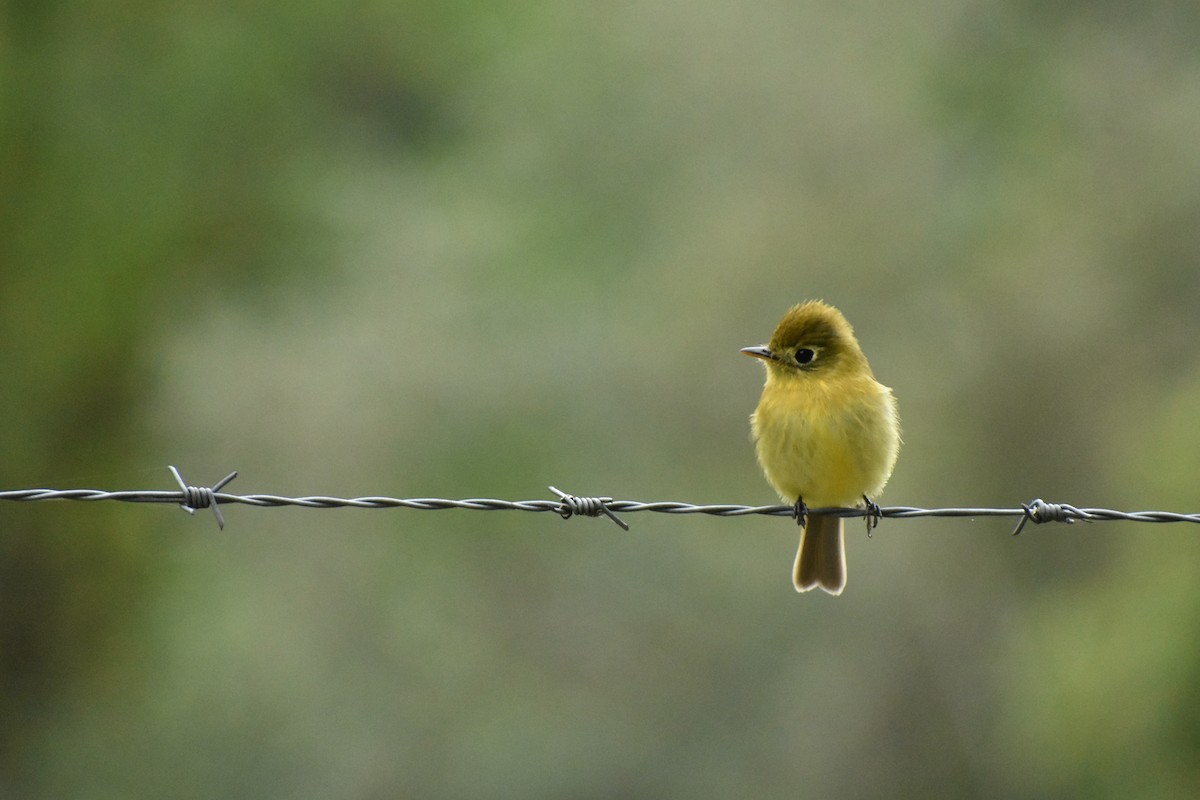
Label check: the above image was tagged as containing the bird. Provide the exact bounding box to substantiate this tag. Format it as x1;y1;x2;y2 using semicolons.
741;300;900;595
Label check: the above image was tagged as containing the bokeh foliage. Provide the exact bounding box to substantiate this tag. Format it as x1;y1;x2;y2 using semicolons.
4;0;1200;796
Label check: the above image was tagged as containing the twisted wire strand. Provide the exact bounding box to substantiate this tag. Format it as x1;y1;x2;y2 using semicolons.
2;469;1199;534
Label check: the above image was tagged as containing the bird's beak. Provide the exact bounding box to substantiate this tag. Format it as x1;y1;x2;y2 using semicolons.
740;345;777;362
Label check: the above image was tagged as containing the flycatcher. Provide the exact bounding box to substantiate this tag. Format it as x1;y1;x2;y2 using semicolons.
742;301;900;595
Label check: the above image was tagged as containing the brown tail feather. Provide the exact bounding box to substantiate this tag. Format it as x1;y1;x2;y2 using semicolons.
793;515;846;595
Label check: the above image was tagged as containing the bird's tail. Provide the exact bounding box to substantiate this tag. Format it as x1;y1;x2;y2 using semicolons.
794;514;846;595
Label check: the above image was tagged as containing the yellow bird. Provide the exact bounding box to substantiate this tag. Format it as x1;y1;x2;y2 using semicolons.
742;301;900;595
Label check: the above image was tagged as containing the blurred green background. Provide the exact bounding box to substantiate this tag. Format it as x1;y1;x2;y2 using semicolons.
5;1;1200;796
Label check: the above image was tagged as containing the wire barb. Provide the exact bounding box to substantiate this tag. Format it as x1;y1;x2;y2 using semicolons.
1011;498;1093;536
169;465;238;530
548;486;630;530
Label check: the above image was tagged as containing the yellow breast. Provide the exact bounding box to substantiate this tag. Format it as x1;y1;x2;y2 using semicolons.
750;373;899;506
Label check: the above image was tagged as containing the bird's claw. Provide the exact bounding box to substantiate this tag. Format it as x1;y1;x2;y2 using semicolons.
863;495;882;537
793;498;808;529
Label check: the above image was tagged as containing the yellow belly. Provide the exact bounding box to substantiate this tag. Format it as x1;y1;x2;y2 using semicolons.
750;375;898;506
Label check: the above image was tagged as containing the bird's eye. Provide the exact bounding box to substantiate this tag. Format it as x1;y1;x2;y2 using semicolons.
795;348;815;365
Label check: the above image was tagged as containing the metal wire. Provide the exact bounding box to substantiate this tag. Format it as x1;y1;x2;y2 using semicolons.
2;466;1200;535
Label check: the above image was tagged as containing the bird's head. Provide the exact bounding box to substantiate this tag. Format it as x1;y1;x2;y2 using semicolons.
740;300;869;380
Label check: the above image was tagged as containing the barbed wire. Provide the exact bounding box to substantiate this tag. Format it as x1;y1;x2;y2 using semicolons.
2;466;1199;536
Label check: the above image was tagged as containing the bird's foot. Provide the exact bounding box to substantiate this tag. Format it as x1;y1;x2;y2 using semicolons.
863;495;882;537
792;498;808;529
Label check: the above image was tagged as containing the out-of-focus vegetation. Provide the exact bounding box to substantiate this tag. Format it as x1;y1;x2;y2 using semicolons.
4;1;1200;796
